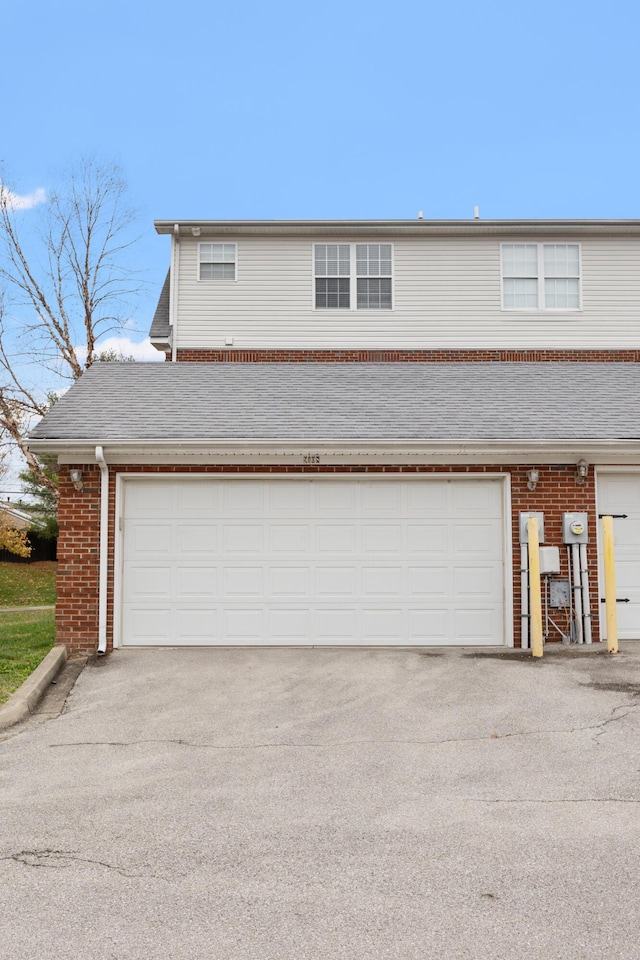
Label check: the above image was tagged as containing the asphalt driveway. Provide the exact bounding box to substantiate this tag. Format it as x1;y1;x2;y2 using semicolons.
1;645;640;960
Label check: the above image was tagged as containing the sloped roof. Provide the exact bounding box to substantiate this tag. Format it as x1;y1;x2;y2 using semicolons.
148;270;171;345
28;361;640;442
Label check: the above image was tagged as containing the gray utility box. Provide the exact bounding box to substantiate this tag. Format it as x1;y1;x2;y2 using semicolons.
519;512;545;544
562;512;589;544
539;546;561;576
550;580;571;608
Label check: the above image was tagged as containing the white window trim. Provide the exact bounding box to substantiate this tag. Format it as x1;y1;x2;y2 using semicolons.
500;242;582;312
197;241;238;282
312;243;394;311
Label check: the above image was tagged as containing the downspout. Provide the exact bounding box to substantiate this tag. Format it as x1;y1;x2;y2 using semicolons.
170;223;180;363
95;445;109;655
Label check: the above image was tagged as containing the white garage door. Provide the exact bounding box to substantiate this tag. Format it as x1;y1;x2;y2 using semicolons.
119;477;506;646
597;472;640;640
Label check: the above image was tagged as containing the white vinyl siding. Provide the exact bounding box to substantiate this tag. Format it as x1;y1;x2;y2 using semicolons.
175;235;640;349
502;243;581;311
119;476;507;647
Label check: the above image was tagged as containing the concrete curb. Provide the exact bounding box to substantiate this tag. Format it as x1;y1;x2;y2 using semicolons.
0;645;67;732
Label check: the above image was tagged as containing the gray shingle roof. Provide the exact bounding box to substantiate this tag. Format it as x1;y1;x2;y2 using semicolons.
28;361;640;442
148;271;170;343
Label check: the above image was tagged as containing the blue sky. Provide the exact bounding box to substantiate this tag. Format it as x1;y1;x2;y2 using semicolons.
1;0;638;493
3;0;640;336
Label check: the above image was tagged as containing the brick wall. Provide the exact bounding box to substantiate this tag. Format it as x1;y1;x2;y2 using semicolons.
56;462;601;657
56;464;101;658
176;348;640;363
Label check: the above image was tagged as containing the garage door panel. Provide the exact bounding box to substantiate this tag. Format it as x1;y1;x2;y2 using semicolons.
270;608;310;640
223;608;264;640
316;525;357;553
362;609;405;640
362;524;403;554
177;566;217;597
315;608;359;640
128;523;172;556
177;524;218;554
407;524;449;555
128;607;173;642
407;481;448;513
452;523;501;556
223;482;265;513
451;481;503;515
121;478;506;647
176;609;217;641
408;608;449;641
455;608;500;641
316;482;357;512
125;566;171;600
223;525;264;554
223;566;263;597
176;481;220;513
453;565;503;599
408;566;449;596
270;525;310;553
270;566;310;597
315;566;357;596
362;483;403;513
126;483;173;515
361;566;403;596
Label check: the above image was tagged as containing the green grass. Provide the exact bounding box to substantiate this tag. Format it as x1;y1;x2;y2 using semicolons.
0;561;57;607
0;610;56;703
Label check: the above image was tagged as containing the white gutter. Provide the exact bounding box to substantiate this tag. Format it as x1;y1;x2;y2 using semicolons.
170;223;180;363
95;445;109;655
27;437;640;466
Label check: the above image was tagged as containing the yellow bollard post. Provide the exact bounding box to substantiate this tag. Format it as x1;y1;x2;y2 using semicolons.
527;517;543;658
602;515;619;654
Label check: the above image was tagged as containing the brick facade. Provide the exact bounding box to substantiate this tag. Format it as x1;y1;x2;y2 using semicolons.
56;462;601;658
176;348;640;363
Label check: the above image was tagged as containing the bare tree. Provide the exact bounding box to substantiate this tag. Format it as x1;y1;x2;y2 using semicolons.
0;159;140;497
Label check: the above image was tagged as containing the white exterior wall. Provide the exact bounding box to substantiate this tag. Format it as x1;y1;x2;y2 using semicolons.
174;235;640;350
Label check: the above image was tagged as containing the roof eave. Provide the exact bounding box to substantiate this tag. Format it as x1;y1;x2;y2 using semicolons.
154;219;640;238
26;437;640;466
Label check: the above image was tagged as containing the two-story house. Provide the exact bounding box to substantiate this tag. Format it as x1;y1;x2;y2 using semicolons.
28;219;640;656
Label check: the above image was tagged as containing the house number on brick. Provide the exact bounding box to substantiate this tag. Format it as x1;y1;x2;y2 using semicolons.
303;454;321;464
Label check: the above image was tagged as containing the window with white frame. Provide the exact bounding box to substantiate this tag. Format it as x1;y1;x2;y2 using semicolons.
501;243;581;310
314;243;393;309
199;243;236;280
356;244;392;309
315;244;351;308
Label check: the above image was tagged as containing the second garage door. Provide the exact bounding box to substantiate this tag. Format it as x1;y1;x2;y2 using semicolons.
119;476;506;646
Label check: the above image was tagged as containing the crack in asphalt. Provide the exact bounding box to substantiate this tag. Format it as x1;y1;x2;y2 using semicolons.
459;797;640;804
0;849;153;878
47;706;639;752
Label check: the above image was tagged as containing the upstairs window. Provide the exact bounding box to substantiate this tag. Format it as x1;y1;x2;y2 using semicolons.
315;244;350;308
356;244;392;309
314;243;393;309
501;243;581;310
199;243;236;280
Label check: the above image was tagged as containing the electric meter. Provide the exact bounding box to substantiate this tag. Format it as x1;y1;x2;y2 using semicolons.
562;513;589;543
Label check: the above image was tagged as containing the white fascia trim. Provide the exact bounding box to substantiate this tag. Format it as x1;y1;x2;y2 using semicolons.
27;438;640;465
